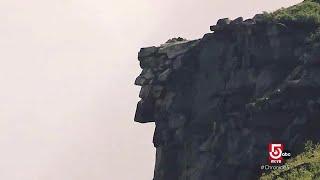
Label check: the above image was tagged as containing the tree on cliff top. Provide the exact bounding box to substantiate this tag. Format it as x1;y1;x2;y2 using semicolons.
265;0;320;26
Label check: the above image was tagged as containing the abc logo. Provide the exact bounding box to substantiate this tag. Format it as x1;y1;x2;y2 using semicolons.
282;150;291;160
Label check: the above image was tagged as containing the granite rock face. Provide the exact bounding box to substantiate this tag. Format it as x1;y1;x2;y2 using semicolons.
134;17;320;180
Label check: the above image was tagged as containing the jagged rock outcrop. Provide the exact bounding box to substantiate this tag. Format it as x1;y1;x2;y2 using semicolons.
134;14;320;180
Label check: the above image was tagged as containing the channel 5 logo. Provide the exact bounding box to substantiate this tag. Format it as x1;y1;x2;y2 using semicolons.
268;143;291;164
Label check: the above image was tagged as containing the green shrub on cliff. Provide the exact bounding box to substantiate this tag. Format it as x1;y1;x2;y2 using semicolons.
260;141;320;180
307;0;320;4
306;27;320;43
264;1;320;26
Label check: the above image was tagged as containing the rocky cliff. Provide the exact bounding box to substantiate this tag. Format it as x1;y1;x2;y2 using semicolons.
134;3;320;179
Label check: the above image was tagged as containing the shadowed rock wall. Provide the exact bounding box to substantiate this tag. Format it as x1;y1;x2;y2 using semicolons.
134;16;320;180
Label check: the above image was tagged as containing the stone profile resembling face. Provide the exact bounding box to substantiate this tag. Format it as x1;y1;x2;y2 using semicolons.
134;39;198;124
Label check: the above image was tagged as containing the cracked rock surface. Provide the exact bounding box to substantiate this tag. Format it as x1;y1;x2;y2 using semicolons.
134;17;320;180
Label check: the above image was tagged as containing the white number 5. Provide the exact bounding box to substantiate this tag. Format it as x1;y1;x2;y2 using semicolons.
269;144;282;159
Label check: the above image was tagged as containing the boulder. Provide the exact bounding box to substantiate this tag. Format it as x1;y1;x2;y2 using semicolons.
159;40;197;59
230;17;243;24
217;18;231;26
142;69;155;79
135;69;155;85
166;37;186;43
243;18;256;25
253;13;266;23
209;25;218;31
210;18;231;31
139;56;160;69
138;46;158;60
134;76;147;86
134;99;155;123
139;85;152;98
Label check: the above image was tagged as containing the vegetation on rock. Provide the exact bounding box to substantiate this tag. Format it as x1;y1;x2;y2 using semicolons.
136;1;320;179
263;0;320;26
260;141;320;180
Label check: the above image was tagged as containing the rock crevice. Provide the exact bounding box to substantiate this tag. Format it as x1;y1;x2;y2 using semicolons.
135;16;320;180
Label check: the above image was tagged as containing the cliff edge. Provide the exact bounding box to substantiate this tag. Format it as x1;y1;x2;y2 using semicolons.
134;1;320;179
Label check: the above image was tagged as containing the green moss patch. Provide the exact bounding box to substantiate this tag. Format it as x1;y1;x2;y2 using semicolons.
260;141;320;180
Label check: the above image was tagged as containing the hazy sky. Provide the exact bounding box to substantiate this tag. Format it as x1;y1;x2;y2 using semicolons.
0;0;301;180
